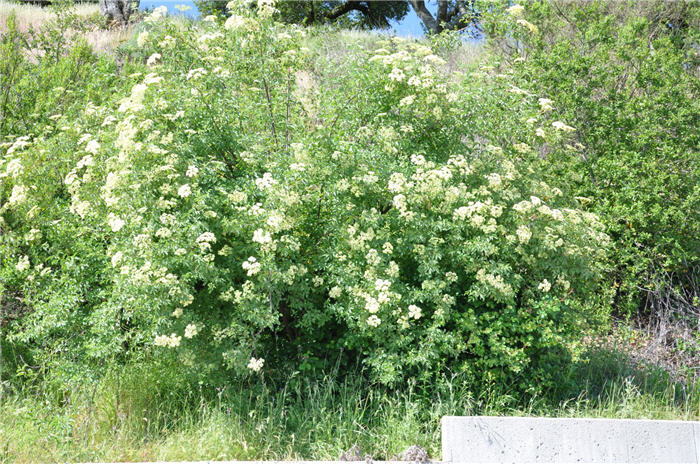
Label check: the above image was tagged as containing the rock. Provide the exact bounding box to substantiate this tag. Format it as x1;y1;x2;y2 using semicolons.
339;444;364;461
391;445;430;462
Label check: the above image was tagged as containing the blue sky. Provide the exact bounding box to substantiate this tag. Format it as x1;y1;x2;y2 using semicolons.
139;0;436;37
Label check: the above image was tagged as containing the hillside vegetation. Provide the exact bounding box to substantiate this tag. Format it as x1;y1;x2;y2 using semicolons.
0;1;698;461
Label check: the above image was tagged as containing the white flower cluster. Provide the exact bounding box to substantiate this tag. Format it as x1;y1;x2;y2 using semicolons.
476;269;514;300
184;323;198;338
178;184;192;198
408;304;422;320
186;165;199;177
108;213;125;232
252;228;271;244
552;121;575;132
196;232;217;252
8;185;28;206
6;136;31;156
538;98;553;112
16;255;30;272
247;356;264;372
154;333;181;348
255;172;276;190
4;158;22;178
242;256;261;276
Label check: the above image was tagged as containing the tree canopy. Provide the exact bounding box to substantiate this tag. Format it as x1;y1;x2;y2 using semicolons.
195;0;478;33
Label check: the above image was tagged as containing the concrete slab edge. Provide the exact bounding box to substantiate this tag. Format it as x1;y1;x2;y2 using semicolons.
442;416;700;464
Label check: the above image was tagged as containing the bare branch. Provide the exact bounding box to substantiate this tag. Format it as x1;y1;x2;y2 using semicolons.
409;0;438;33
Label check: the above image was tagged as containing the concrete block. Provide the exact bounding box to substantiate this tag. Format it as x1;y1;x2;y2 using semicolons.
442;416;700;463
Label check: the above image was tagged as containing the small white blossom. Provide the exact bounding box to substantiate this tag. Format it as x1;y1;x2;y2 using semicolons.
516;18;539;34
375;278;391;292
181;294;194;307
516;225;532;244
187;68;207;80
137;31;149;47
248;357;264;372
486;173;502;188
388;68;405;82
77;155;94;169
184;323;198;338
154;333;181;348
178;184;192;198
5;158;22;177
266;213;283;230
552;121;575;132
242;256;261;276
506;4;525;17
26;228;42;242
255;172;277;190
196;232;217;244
84;139;100;155
329;286;342;299
252;228;271;244
146;53;162;67
186;165;199;177
224;14;246;30
410;154;426;165
365;297;380;314
111;251;123;267
9;185;28;205
366;315;381;327
399;95;415;106
108;214;125;232
16;255;30;272
156;227;171;238
382;242;393;255
408;304;422;320
538;98;553;111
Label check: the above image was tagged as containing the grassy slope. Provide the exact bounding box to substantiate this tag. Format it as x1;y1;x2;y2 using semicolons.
2;348;698;463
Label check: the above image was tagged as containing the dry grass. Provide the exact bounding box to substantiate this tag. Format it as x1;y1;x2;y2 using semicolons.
0;0;131;53
0;0;98;32
81;23;133;54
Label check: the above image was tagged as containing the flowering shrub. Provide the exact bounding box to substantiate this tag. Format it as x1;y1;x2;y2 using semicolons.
480;0;700;322
1;1;609;391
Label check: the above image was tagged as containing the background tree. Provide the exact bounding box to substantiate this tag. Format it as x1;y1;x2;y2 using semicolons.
99;0;137;24
196;1;409;28
409;0;477;33
294;1;410;28
197;1;478;32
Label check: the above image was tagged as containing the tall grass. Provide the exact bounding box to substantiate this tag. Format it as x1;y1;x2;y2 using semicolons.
1;347;698;463
0;1;98;31
0;0;131;53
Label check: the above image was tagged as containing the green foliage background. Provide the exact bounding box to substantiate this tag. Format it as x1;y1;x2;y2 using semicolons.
481;0;699;318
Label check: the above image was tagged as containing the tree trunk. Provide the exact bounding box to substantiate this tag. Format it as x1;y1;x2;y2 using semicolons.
410;0;440;33
99;0;136;25
409;0;476;34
